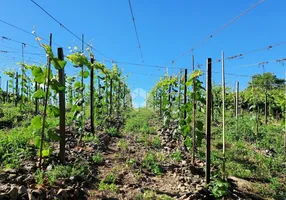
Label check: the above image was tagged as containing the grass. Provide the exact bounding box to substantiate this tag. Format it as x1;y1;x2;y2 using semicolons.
45;164;87;185
0;127;34;169
92;152;104;164
125;109;155;134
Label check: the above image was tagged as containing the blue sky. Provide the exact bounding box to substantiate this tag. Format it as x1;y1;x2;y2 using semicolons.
1;0;286;106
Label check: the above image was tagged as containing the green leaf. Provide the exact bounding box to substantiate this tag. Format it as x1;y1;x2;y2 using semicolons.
186;115;192;124
184;136;192;149
32;66;43;76
52;58;67;70
34;136;41;148
74;81;81;89
47;105;60;117
41;149;50;157
50;79;65;92
47;129;60;141
81;70;90;79
196;120;204;131
32;66;45;83
41;44;54;58
66;53;90;68
31;116;42;130
33;89;46;99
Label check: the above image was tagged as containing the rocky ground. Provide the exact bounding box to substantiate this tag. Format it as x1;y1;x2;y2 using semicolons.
0;123;264;200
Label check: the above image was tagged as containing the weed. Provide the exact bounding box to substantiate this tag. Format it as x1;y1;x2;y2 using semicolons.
92;152;104;164
98;180;118;193
104;170;118;184
117;139;128;151
170;150;183;162
143;190;173;200
126;158;136;168
107;127;121;137
143;152;162;175
82;134;99;143
34;169;44;185
46;164;86;185
151;135;161;148
209;179;230;199
137;134;149;146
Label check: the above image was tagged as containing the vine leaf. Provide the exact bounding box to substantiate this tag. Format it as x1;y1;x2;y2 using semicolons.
31;116;42;130
52;58;67;70
34;136;41;148
50;79;65;92
47;105;60;117
66;53;91;68
32;67;45;84
48;129;60;141
33;89;46;99
80;70;90;79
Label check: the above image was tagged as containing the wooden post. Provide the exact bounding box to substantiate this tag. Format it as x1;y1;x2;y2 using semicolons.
184;69;187;120
168;76;172;104
110;78;113;115
192;55;196;165
284;68;286;156
90;57;95;134
159;90;162;118
236;81;239;134
123;85;126;109
178;69;182;112
221;52;226;179
21;43;25;105
97;73;102;119
0;76;1;103
81;34;85;135
211;93;214;122
6;80;8;102
105;76;109;115
58;48;65;164
206;58;212;184
98;73;101;97
69;82;73;107
35;82;38;115
15;72;18;106
117;81;121;115
251;78;259;137
265;87;268;125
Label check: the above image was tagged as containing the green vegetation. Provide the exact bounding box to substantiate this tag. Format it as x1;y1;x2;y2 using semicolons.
143;152;162;175
125;109;155;134
0;49;285;200
92;152;104;164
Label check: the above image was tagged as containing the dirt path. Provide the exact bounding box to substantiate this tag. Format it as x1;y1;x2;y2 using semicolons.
88;129;209;200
